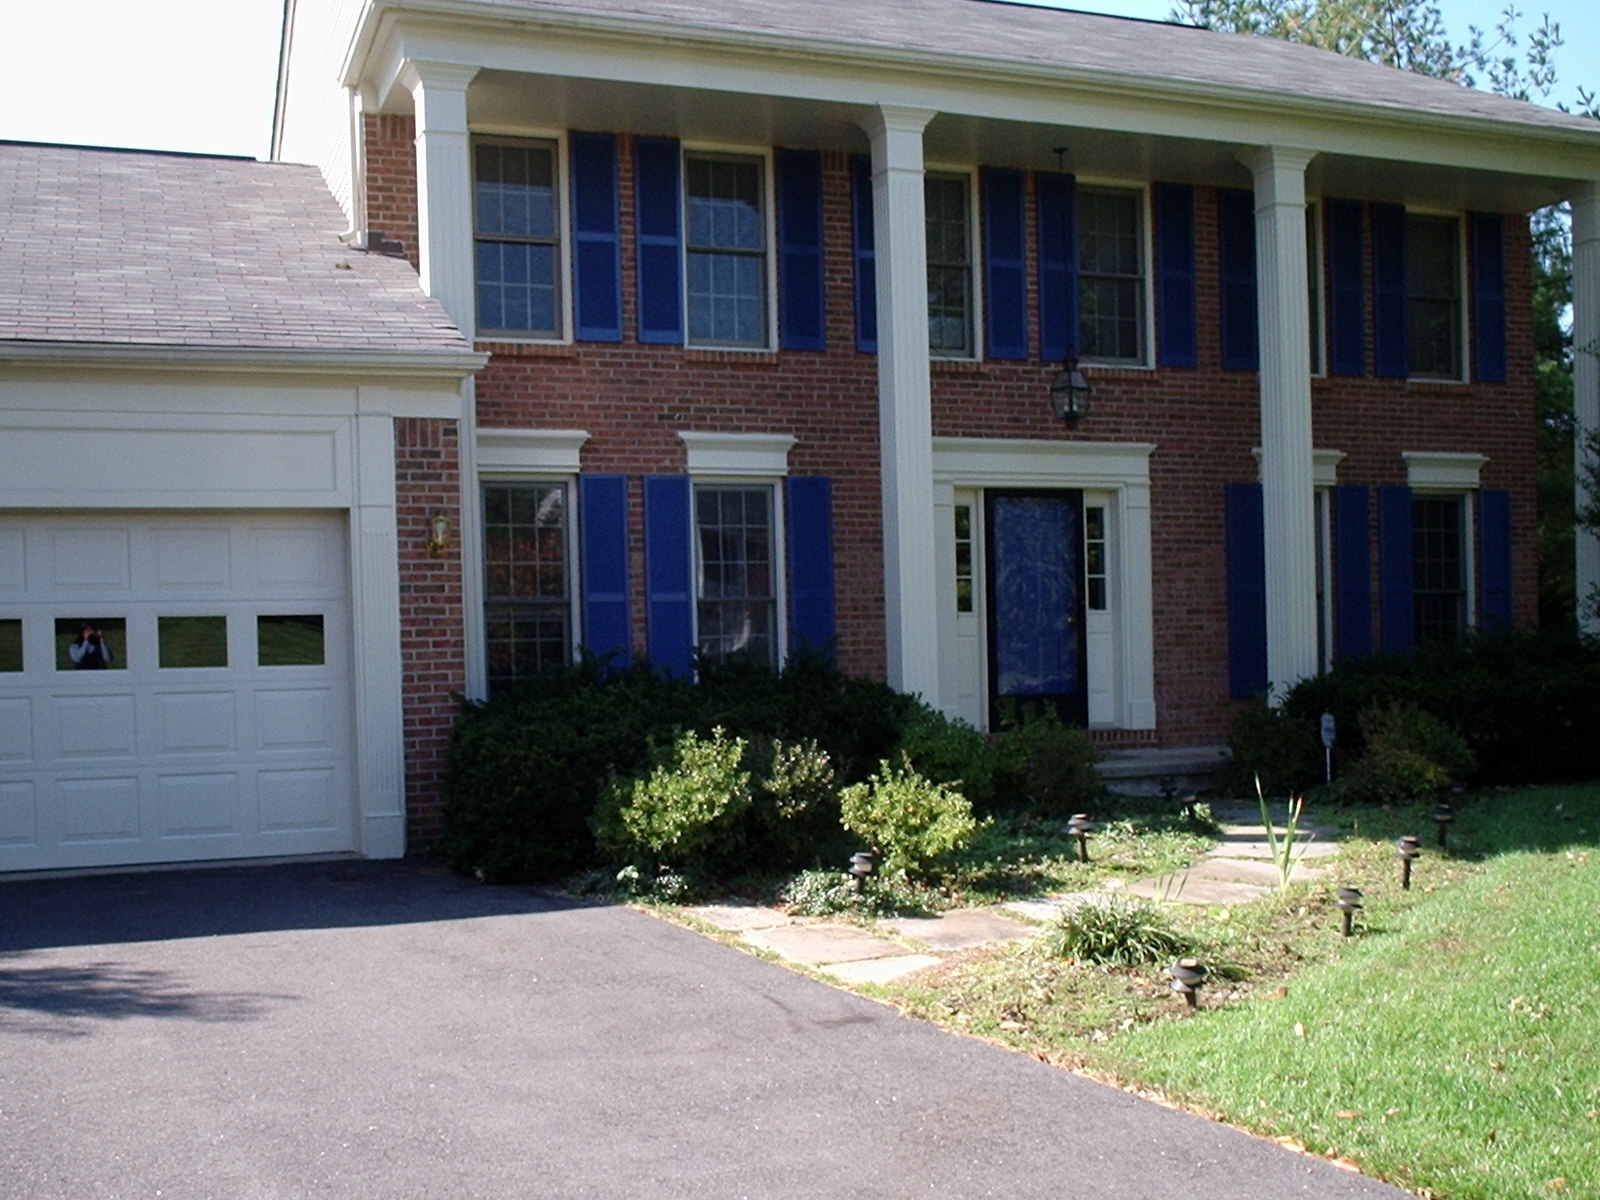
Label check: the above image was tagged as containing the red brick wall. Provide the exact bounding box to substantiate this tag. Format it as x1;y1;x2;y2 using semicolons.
366;133;1538;764
395;417;465;845
364;114;420;272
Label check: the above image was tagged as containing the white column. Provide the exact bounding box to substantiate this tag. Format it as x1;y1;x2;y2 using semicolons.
861;105;939;702
402;61;478;334
1574;182;1600;635
402;61;486;696
1242;146;1320;698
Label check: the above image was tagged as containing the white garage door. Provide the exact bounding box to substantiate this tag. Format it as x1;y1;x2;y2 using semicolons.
0;512;356;872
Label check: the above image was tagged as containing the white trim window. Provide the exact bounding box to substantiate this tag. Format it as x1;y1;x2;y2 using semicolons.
1406;213;1464;381
481;480;573;694
926;171;976;358
684;152;769;348
1077;185;1147;366
473;137;564;339
1411;491;1471;644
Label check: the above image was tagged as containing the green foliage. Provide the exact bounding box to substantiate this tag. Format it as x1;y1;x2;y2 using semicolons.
991;708;1101;816
778;866;936;918
748;738;841;868
1035;895;1193;967
1332;701;1475;805
895;705;998;809
592;727;751;874
839;755;977;879
1223;699;1324;796
1255;776;1313;891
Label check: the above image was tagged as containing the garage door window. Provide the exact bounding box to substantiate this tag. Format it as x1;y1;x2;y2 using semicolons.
159;615;228;668
257;614;325;666
0;619;20;672
54;617;126;670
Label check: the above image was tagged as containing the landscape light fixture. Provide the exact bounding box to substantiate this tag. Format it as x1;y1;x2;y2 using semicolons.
1335;886;1363;938
1395;835;1422;890
1067;813;1093;863
1169;958;1208;1009
1432;800;1455;850
848;851;876;894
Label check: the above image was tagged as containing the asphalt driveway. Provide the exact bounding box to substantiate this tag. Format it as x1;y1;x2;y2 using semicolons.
0;860;1408;1199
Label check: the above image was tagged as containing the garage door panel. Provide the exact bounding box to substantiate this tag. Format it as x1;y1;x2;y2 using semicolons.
54;695;139;759
255;688;338;752
154;527;233;590
58;775;142;842
0;781;38;846
155;692;238;755
253;526;338;593
158;772;243;838
0;530;23;592
49;528;133;590
0;698;32;762
258;767;339;832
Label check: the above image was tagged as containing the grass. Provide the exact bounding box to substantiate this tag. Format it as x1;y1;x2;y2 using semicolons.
858;784;1600;1200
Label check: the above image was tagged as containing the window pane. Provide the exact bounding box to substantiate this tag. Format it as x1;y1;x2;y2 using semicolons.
1077;189;1145;363
159;616;228;668
55;617;126;671
925;174;972;357
257;615;325;666
1407;215;1461;378
474;140;561;336
0;618;21;672
695;484;776;667
481;482;570;694
685;155;767;348
1412;496;1466;645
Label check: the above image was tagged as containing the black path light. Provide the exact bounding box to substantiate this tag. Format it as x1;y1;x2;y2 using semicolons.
1169;958;1209;1009
848;851;875;894
1396;835;1423;890
1067;813;1093;863
1432;799;1455;850
1335;886;1363;938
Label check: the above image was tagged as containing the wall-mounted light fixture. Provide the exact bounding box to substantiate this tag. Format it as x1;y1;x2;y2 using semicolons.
1049;352;1092;427
426;513;453;559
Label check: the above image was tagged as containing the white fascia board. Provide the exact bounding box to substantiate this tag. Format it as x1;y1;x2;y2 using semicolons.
0;342;488;379
356;4;1600;187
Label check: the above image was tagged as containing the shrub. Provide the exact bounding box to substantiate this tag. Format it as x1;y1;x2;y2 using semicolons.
592;727;752;875
839;754;977;879
992;709;1101;815
1221;700;1324;797
895;705;998;809
1035;895;1193;966
748;738;841;868
1332;701;1476;805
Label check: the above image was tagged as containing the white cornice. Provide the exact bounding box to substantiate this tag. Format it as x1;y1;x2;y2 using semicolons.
0;342;489;378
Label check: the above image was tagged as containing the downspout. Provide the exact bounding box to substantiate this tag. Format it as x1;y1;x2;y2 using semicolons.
339;85;368;249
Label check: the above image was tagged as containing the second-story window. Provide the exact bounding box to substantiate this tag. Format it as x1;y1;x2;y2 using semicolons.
473;139;562;339
1407;214;1463;380
685;154;767;347
1078;186;1146;365
925;173;974;358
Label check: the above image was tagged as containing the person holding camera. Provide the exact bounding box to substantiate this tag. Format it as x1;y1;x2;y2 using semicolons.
69;623;113;669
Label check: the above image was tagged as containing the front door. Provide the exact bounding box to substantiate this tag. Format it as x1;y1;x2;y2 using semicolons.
984;490;1087;728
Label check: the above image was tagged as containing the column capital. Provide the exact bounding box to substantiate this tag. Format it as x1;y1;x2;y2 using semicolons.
399;61;479;133
1238;144;1318;180
858;105;937;143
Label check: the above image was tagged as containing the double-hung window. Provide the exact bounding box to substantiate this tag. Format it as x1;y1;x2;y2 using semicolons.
694;484;778;668
1411;493;1468;645
925;172;974;357
482;482;572;694
685;153;768;347
1078;187;1146;364
474;139;562;339
1407;214;1463;380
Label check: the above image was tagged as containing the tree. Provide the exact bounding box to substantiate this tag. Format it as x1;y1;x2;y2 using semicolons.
1173;0;1596;628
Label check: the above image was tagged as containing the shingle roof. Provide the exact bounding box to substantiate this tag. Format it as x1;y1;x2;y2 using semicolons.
0;141;472;356
473;0;1599;135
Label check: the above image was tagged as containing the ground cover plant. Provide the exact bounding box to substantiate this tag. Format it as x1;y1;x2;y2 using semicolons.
867;785;1600;1200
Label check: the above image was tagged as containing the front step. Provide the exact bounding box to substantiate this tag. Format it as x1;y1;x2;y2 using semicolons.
1097;744;1229;797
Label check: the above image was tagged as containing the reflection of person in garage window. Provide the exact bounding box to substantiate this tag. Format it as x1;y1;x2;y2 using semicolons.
69;624;112;669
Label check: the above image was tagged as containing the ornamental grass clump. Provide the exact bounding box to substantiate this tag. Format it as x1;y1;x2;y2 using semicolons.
1256;774;1313;893
1035;895;1193;967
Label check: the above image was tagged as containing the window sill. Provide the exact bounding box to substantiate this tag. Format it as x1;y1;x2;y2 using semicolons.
932;358;987;374
477;339;577;359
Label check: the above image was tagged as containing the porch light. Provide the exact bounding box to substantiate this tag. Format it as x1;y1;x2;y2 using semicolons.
1049;352;1092;427
426;513;453;558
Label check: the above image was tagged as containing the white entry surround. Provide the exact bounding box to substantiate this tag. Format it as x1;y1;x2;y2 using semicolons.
0;358;472;871
932;437;1157;733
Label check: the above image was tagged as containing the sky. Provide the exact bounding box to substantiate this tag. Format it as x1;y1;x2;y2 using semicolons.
0;0;1593;162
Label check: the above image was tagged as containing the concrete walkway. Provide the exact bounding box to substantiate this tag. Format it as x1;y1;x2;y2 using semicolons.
686;809;1339;984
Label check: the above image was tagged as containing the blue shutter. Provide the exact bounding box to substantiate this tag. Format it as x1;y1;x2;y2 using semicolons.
1471;213;1507;384
1037;171;1077;363
1218;188;1259;371
850;155;877;353
634;137;683;345
578;473;630;666
1225;482;1268;699
1378;485;1414;651
1154;182;1197;368
569;132;622;343
1372;203;1407;379
777;149;825;352
1478;487;1512;627
982;167;1028;360
644;475;694;676
784;476;836;658
1326;198;1365;376
1333;484;1372;659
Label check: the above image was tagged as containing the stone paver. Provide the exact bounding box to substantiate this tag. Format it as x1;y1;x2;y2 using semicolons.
685;902;792;931
823;953;944;984
743;922;902;965
879;907;1034;950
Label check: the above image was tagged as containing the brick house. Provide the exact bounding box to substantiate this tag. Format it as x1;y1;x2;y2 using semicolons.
6;0;1600;873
